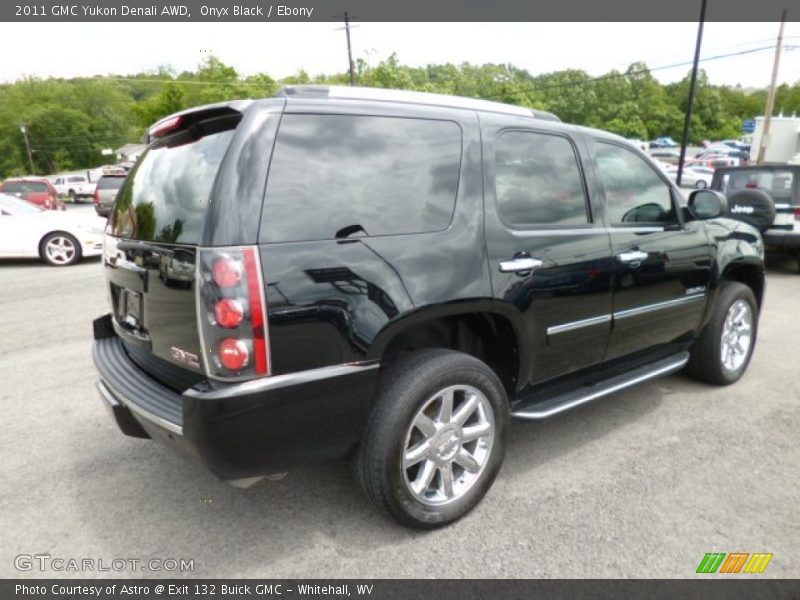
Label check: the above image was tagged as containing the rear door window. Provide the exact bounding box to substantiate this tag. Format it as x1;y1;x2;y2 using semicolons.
494;130;589;227
259;114;462;242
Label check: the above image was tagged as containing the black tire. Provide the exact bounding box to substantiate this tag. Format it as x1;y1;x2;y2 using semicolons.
357;349;509;529
68;190;77;203
695;179;707;189
686;282;758;385
40;232;82;266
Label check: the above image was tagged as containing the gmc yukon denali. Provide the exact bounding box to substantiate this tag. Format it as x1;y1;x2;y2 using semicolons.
93;86;767;528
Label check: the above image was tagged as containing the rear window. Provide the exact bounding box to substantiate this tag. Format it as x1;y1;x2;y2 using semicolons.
721;169;796;203
97;176;125;190
259;114;462;242
109;124;236;244
2;181;49;193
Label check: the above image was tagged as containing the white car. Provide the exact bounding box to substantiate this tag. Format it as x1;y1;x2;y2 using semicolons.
665;166;714;189
0;193;105;266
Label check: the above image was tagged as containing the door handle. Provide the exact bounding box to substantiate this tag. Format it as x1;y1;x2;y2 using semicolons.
499;257;543;273
618;250;649;264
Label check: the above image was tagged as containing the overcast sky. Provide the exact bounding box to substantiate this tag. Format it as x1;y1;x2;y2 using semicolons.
1;22;799;89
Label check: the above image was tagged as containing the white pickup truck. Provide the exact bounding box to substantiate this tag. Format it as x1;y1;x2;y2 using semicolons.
52;174;97;202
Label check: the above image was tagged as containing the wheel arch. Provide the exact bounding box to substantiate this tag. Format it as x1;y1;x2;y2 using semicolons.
368;302;526;398
719;259;765;310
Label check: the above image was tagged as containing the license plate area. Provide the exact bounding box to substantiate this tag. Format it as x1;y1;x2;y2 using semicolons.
111;284;143;330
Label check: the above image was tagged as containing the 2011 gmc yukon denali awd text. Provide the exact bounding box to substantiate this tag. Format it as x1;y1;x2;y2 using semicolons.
93;86;767;528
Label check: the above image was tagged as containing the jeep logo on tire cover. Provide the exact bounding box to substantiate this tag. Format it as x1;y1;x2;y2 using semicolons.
731;205;754;214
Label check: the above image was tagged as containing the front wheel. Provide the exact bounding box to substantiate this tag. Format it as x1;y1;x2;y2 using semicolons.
686;282;758;385
41;232;81;266
358;349;509;529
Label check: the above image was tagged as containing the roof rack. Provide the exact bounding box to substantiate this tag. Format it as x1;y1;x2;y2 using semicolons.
276;85;561;122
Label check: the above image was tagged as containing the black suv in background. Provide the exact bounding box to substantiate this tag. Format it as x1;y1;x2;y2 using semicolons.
93;86;766;528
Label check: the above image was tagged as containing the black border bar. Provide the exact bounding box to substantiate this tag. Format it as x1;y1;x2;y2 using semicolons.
1;0;797;22
5;579;800;600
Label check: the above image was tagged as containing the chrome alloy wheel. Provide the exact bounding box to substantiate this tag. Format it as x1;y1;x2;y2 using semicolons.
402;385;495;506
720;299;753;372
45;235;77;264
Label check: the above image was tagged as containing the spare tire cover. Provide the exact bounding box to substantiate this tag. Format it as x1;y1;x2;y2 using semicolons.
725;189;776;232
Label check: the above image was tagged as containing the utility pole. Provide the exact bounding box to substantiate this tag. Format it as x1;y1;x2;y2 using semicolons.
334;12;357;86
676;0;707;188
20;124;35;174
756;10;788;165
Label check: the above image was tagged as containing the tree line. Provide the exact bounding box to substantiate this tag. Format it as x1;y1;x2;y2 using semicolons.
1;54;799;177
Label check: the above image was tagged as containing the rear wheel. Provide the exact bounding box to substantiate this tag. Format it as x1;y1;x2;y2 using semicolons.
358;349;509;529
68;190;77;203
41;232;81;266
686;282;758;385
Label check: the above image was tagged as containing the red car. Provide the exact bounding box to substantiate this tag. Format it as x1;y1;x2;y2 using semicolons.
0;178;64;210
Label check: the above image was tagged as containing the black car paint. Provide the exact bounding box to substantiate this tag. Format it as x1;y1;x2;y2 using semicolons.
95;96;764;480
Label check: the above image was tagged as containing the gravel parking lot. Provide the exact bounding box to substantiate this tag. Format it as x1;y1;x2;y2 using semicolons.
1;225;798;578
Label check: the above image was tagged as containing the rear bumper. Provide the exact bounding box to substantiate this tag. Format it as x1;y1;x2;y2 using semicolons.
92;315;379;480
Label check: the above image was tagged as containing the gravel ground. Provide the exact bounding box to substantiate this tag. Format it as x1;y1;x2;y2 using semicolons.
1;225;797;578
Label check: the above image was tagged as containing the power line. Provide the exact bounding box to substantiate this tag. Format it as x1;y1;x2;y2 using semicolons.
497;44;799;100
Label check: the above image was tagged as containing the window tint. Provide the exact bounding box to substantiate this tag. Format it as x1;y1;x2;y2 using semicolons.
2;181;48;194
110;127;236;244
260;114;461;242
595;143;676;225
495;130;588;227
97;176;125;190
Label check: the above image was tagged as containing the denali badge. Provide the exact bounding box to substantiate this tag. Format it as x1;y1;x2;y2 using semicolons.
170;347;201;369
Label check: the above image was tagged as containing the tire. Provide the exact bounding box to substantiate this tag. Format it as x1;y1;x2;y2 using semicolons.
695;179;707;189
41;232;81;266
68;190;77;203
686;282;758;385
357;349;509;529
725;189;775;233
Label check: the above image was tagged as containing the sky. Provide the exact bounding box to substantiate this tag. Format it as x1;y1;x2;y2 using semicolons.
1;22;799;88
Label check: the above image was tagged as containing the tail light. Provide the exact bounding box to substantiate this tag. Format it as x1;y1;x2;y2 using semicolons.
93;190;100;205
197;247;270;380
794;207;800;221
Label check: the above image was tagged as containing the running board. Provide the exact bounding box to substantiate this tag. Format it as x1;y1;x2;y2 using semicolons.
511;352;689;420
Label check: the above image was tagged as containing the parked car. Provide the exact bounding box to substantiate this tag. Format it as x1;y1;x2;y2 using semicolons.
93;173;126;217
711;165;800;269
0;177;63;210
0;193;105;265
93;87;766;529
650;136;678;148
692;153;739;168
53;174;97;202
666;166;714;189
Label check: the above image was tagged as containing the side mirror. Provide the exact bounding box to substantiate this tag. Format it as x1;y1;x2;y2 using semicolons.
688;189;727;220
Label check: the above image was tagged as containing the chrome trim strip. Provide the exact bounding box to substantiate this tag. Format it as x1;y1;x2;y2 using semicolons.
185;362;381;400
512;354;689;420
96;380;184;436
508;226;664;237
547;314;612;336
613;294;706;320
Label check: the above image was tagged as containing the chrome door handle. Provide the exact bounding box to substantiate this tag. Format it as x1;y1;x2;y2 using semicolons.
618;250;649;264
499;257;543;273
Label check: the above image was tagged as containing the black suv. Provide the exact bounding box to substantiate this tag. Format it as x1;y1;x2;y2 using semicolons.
93;86;765;528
